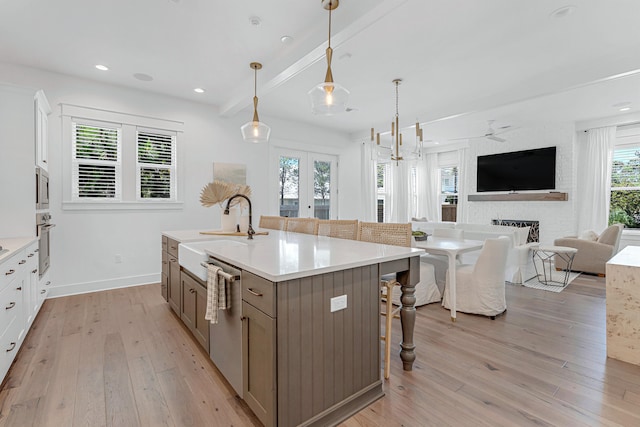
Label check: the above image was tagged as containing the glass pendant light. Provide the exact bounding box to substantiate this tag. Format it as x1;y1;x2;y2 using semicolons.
241;62;271;143
308;0;349;115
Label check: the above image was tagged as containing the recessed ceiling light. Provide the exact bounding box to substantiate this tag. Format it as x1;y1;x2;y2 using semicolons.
620;107;631;112
550;5;576;19
280;35;293;44
194;88;205;94
133;73;153;82
95;64;109;71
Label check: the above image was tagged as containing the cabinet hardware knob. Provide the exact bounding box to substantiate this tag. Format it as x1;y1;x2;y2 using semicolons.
45;281;51;286
43;160;47;163
34;249;39;252
19;260;26;265
190;288;196;293
5;302;15;310
162;261;167;265
17;287;22;291
246;288;263;297
32;269;38;274
170;246;177;250
241;316;246;321
6;342;16;352
41;290;46;294
5;269;15;276
28;253;34;258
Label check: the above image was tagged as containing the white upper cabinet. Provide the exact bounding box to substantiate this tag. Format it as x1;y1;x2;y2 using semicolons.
35;90;51;171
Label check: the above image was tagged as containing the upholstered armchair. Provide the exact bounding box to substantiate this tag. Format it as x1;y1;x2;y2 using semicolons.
553;224;624;276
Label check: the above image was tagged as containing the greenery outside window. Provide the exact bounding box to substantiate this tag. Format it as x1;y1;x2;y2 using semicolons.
136;130;177;200
610;144;640;228
72;120;122;200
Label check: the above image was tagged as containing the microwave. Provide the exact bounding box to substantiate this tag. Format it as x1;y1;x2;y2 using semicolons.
36;167;49;210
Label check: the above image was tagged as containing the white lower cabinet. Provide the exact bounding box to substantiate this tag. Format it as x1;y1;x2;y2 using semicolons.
0;239;41;383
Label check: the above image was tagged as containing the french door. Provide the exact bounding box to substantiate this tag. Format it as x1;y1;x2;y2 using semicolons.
271;148;338;219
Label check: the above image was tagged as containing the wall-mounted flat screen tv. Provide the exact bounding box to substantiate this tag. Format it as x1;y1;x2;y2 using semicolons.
476;146;556;192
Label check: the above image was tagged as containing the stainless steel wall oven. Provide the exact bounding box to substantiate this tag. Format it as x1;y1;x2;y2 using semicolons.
36;213;54;278
35;167;49;210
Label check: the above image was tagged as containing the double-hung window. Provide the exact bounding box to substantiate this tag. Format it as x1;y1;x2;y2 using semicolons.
62;104;183;209
136;129;176;200
376;162;391;222
610;143;640;228
72;120;122;200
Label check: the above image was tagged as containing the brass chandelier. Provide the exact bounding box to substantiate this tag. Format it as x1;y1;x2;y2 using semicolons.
371;79;424;165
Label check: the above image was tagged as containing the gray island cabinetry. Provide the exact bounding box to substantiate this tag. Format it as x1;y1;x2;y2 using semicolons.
164;230;422;426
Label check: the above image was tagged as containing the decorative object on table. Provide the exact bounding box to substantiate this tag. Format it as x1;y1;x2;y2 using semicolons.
308;0;349;115
200;180;251;231
412;230;428;241
370;79;423;165
240;62;270;143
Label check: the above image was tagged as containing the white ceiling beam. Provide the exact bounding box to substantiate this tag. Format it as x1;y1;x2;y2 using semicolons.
219;0;409;118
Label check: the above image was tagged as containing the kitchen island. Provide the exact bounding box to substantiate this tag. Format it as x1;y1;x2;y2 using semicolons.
163;229;422;427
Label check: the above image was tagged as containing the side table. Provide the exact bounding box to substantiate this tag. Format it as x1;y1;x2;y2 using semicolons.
532;245;578;286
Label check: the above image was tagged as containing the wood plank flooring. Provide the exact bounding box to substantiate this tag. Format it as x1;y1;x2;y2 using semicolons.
1;275;640;426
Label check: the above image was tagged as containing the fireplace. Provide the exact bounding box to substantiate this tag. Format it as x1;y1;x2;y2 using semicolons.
492;219;539;243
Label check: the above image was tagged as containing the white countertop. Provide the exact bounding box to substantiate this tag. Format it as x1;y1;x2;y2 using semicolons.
175;229;424;282
608;246;640;268
0;236;38;264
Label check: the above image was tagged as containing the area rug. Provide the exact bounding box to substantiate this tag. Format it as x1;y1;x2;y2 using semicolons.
520;270;581;293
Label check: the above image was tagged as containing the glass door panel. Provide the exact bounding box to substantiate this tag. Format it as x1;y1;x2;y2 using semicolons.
279;156;300;218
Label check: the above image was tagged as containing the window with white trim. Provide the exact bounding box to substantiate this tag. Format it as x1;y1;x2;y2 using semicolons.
376;162;391;222
136;129;176;200
72;120;122;200
62;104;183;210
610;141;640;229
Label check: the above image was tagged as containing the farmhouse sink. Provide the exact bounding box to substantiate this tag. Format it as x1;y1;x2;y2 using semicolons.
178;240;246;281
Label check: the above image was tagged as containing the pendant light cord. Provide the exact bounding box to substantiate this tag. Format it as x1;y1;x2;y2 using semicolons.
253;66;257;97
395;80;399;119
328;3;332;49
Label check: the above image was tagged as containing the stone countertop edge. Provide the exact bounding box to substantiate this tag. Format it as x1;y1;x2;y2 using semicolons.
0;236;38;264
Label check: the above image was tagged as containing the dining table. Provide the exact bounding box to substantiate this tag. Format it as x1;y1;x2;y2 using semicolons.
415;237;484;321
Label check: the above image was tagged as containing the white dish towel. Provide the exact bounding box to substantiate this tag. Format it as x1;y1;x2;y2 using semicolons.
205;264;229;324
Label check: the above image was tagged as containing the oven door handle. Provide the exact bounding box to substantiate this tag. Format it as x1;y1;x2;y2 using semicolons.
38;224;56;230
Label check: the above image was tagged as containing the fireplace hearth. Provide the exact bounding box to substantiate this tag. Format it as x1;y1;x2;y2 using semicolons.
492;219;539;243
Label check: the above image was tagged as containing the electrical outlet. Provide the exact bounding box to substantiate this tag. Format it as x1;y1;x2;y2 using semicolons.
115;254;122;263
330;295;347;312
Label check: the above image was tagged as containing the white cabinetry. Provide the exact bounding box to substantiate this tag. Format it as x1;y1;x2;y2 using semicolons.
35;90;51;172
0;239;39;382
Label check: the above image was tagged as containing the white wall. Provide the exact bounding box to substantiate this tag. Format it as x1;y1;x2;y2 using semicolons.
0;63;359;296
462;122;578;244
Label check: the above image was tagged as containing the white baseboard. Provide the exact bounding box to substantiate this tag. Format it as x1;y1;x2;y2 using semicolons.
47;273;161;298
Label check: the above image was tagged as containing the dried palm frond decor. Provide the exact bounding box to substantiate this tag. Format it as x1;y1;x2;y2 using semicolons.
200;180;252;232
200;180;251;208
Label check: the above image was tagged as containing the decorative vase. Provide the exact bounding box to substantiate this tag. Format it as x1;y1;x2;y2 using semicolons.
220;206;238;232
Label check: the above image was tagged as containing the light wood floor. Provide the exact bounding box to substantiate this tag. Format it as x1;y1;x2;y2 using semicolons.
1;275;640;426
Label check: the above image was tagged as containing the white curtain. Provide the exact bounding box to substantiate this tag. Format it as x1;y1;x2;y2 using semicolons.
456;147;468;224
577;126;616;232
360;142;377;222
415;152;440;221
390;160;411;222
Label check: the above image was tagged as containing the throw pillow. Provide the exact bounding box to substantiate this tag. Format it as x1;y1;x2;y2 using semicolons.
578;230;599;241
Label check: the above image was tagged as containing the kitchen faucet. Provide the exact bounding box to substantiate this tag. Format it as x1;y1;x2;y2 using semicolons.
224;194;255;239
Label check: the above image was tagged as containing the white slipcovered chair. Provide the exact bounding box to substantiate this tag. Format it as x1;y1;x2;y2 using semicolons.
420;228;465;295
442;236;510;319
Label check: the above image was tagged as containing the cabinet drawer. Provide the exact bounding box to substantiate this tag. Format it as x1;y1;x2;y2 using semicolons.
162;235;168;253
0;317;20;382
242;271;275;317
162;251;169;276
1;250;26;292
0;282;23;338
167;238;179;258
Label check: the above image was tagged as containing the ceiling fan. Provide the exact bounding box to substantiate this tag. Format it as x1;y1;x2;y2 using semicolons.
449;120;515;143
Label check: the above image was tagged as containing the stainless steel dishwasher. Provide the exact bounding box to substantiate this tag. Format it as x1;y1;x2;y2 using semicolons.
207;257;243;398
